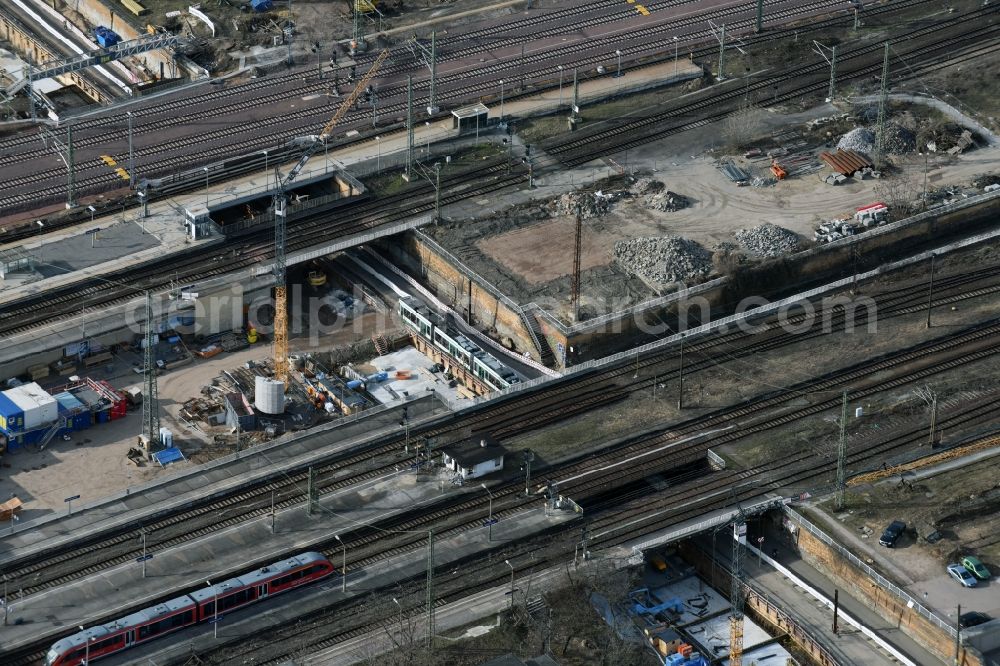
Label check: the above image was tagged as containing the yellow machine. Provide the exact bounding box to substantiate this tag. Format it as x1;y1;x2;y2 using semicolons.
355;0;377;12
247;326;259;344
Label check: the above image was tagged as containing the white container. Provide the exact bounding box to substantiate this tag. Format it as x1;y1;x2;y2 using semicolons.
6;382;57;429
254;376;285;414
159;427;174;448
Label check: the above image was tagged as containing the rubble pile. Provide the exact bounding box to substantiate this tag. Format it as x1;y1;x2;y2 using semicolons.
549;191;619;219
645;189;689;212
734;223;800;258
614;236;712;285
837;123;916;155
629;177;665;195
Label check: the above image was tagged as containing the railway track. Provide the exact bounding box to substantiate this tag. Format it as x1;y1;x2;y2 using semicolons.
186;359;1000;665
3;263;999;664
2;5;996;344
0;0;945;214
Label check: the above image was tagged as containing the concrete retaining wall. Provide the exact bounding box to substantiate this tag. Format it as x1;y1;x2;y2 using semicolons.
377;233;541;360
787;509;982;666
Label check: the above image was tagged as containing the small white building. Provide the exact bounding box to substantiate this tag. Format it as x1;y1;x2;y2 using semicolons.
441;433;507;480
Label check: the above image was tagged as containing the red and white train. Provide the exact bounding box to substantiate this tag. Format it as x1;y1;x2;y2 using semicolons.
45;552;334;666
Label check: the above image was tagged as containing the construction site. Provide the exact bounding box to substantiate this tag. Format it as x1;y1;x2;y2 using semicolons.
0;0;999;665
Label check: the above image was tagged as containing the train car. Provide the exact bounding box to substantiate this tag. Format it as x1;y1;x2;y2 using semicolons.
398;296;524;391
46;595;197;666
398;296;434;338
473;352;521;392
45;553;333;666
189;552;333;621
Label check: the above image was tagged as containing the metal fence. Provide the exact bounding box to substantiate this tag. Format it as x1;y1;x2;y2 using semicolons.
783;506;957;638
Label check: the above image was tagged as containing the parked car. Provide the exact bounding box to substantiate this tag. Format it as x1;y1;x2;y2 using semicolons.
961;555;991;580
959;611;991;628
948;563;978;588
879;520;906;547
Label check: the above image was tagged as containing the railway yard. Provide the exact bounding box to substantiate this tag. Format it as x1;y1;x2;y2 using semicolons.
0;0;999;665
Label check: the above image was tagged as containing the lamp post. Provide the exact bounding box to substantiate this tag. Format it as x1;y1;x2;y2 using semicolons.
392;597;402;630
481;483;494;541
3;574;8;626
262;149;269;178
499;79;505;119
80;627;92;665
206;580;219;638
615;49;622;78
375;136;381;172
335;534;346;592
504;559;515;609
919;150;928;210
203;166;210;206
673;37;679;75
557;65;564;108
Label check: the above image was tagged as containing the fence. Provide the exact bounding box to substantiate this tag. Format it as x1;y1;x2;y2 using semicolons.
783;506;957;638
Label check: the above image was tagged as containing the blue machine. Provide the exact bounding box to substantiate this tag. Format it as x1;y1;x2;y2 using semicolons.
94;26;121;48
629;588;684;616
251;0;274;11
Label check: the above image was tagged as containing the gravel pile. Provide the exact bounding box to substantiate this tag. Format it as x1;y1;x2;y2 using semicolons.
549;191;619;219
837;123;916;155
734;223;800;257
614;236;712;285
837;127;877;153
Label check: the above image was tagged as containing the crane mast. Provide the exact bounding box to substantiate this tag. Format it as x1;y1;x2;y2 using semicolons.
271;49;391;382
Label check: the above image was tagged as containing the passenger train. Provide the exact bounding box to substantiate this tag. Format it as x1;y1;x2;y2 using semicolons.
45;552;334;666
397;296;522;392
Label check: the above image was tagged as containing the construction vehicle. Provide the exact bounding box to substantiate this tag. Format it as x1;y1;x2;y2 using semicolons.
770;159;787;180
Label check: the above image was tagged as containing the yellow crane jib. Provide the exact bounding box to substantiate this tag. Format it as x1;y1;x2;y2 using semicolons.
280;48;391;188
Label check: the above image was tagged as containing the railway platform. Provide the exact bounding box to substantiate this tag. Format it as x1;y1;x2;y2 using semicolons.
1;433;575;660
0;396;443;648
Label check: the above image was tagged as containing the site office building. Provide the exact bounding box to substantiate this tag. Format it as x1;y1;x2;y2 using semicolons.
440;434;508;480
0;382;58;450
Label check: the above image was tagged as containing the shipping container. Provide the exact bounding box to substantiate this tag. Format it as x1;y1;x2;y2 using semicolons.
0;392;25;433
4;383;57;430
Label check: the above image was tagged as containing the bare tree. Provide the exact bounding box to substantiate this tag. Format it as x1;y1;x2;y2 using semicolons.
873;168;920;215
723;101;766;150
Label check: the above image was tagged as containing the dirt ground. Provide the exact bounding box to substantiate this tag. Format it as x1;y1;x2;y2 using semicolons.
434;92;998;324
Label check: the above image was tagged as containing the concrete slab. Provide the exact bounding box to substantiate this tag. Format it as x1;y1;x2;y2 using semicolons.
30;219;160;278
367;346;465;408
643;574;730;627
686;612;781;659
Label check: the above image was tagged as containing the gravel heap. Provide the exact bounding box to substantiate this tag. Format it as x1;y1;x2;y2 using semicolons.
837;127;877;153
614;236;713;285
837;123;916;155
734;223;800;258
549;191;619;219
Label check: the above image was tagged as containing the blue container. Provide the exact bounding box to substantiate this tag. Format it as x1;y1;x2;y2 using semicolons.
251;0;273;11
0;392;25;433
346;379;364;390
72;412;92;430
97;410;110;423
167;335;181;344
366;371;388;383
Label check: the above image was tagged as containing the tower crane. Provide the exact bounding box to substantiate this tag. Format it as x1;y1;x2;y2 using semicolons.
270;48;390;382
729;500;748;666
